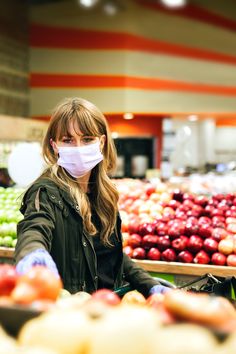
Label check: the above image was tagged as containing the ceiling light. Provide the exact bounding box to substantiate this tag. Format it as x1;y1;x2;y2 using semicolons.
78;0;99;8
160;0;187;8
123;112;134;120
103;1;119;15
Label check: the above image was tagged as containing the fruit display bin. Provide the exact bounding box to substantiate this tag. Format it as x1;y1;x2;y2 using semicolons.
0;246;14;264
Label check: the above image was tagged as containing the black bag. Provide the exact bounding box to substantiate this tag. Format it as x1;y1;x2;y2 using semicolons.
178;273;236;301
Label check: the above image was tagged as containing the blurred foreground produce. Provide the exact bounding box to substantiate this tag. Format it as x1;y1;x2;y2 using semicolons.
1;286;236;353
0;187;23;248
115;179;236;266
0;264;62;307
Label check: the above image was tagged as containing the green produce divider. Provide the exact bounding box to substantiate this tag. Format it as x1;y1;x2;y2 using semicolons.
149;272;175;285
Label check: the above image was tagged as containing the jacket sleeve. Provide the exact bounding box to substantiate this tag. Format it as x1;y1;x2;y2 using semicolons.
122;253;160;297
14;186;56;264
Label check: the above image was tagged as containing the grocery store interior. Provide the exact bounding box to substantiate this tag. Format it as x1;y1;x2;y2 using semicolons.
0;0;236;351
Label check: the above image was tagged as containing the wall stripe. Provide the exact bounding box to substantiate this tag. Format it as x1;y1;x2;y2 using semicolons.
30;24;236;66
136;0;236;33
30;73;236;97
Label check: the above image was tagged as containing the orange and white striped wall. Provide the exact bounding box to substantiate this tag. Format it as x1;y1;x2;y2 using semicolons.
29;0;236;166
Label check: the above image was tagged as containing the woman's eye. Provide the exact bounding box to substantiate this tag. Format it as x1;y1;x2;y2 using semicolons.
62;138;72;144
82;137;95;144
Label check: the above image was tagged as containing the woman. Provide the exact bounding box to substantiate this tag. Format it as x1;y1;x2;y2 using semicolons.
14;97;169;296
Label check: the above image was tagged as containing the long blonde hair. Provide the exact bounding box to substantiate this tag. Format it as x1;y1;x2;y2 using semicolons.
42;97;119;245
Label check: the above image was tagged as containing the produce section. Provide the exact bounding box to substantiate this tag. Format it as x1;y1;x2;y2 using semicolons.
116;179;236;269
1;180;236;280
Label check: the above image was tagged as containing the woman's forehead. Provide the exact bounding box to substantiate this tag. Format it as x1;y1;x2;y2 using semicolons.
60;120;84;137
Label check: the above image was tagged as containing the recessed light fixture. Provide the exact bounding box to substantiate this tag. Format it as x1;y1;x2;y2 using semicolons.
160;0;187;8
123;112;134;120
103;1;119;15
78;0;99;8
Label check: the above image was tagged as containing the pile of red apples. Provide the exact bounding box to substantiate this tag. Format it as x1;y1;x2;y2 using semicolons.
117;180;236;266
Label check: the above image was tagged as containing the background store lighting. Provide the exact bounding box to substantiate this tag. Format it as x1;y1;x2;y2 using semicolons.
7;143;45;188
111;132;119;139
188;115;198;122
78;0;99;8
103;1;119;15
160;0;187;8
123;112;134;120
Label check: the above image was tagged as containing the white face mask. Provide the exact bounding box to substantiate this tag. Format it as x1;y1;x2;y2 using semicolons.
57;140;103;178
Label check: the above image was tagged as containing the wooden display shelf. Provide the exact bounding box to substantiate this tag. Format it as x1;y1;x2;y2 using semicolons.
0;247;14;259
0;248;235;277
134;259;236;277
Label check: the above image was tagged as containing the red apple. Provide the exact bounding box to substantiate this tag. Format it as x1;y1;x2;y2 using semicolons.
127;220;140;235
193;250;210;264
168;223;185;239
194;195;208;207
211;227;229;241
198;216;212;225
226;254;236;267
155;222;168;236
168;200;181;210
147;247;161;261
91;288;121;306
132;247;146;260
171;237;188;252
175;210;188;220
183;193;195;201
0;264;18;296
161;248;176;262
123;246;133;258
156;236;171;251
177;250;194;263
198;224;213;238
142;235;159;249
211;216;225;228
187;235;203;253
212;193;226;202
204;205;215;216
185;222;199;236
183;199;194;209
177;204;190;213
139;222;156;236
211;252;226;266
217;202;230;212
211;208;225;218
207;199;218;207
203;238;219;254
127;234;142;248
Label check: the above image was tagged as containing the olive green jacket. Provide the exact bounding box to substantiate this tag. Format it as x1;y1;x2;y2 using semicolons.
14;178;158;295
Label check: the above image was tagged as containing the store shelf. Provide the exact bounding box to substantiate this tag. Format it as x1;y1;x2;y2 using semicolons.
0;247;14;259
134;259;236;277
0;247;235;277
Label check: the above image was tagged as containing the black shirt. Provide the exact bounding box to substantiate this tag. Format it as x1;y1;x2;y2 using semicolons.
91;210;121;289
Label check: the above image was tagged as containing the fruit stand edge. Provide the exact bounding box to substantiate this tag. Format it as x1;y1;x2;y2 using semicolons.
0;248;235;278
134;259;236;277
0;247;14;259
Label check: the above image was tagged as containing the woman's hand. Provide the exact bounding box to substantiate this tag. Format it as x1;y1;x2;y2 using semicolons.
16;249;59;277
